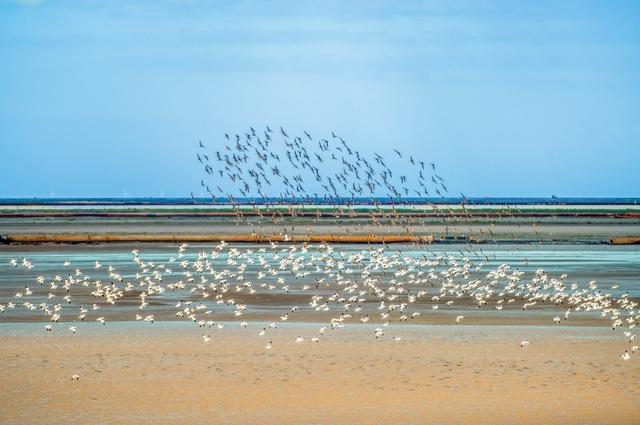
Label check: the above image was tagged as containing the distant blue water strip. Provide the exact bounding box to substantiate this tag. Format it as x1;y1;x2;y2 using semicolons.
1;197;639;206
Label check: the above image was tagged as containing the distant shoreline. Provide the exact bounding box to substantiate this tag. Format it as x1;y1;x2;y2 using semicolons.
2;204;640;217
1;196;639;206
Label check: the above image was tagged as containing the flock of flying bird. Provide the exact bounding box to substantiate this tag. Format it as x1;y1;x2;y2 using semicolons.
0;126;637;374
3;241;638;362
195;125;448;205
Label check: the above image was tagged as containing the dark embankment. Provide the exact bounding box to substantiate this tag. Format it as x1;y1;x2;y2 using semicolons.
0;233;434;245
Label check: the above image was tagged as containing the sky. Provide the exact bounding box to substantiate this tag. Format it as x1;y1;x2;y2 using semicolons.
0;0;639;198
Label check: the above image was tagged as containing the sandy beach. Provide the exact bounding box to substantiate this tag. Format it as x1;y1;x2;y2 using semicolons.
1;323;638;425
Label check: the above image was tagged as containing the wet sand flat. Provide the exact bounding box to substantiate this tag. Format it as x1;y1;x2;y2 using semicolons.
1;323;638;425
2;218;640;243
2;207;640;244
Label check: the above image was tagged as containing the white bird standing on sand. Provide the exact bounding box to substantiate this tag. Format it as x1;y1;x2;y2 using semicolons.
265;341;272;350
456;315;464;324
521;340;532;348
71;374;80;381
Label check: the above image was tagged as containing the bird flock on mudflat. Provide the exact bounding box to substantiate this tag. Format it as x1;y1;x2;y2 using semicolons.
3;242;638;361
1;126;637;366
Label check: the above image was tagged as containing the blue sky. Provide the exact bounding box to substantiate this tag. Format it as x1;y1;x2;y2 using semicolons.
0;0;639;198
